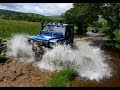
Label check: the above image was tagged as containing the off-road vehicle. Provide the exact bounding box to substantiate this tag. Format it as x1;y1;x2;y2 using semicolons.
28;22;74;54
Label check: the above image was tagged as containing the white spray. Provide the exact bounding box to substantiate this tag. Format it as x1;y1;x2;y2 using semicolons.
36;39;112;81
6;34;34;62
6;34;112;81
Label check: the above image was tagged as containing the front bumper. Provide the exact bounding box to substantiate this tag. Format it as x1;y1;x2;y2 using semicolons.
28;39;56;53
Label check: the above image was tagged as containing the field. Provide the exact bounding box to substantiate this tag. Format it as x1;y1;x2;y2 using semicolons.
0;19;41;39
0;19;86;39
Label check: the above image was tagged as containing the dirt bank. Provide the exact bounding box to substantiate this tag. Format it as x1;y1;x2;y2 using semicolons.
0;59;54;87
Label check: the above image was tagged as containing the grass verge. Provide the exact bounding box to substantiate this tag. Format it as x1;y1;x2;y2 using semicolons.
46;68;76;87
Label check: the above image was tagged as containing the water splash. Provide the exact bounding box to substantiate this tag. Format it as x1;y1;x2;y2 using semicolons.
6;34;34;62
6;34;112;81
36;39;112;81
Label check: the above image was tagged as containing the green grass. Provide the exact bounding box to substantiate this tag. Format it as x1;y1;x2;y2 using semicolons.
0;19;41;39
46;68;76;87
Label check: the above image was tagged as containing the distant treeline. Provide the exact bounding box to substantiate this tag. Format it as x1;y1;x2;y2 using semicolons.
0;12;65;23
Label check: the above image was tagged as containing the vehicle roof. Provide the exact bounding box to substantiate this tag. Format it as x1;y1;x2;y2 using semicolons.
46;23;73;27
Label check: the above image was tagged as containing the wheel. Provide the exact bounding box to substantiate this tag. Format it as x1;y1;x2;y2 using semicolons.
92;30;94;33
49;42;55;48
96;30;98;33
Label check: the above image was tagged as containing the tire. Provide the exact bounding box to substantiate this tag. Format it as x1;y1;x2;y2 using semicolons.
92;30;98;33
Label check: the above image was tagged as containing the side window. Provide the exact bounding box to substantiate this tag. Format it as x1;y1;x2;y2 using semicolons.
53;26;65;35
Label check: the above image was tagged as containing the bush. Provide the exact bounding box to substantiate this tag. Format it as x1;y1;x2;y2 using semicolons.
0;55;8;63
113;29;120;48
46;68;76;87
94;17;120;49
96;17;110;33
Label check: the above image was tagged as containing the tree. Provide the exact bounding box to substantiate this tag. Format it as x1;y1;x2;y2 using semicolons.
64;3;120;48
99;3;120;48
101;3;120;36
64;3;101;34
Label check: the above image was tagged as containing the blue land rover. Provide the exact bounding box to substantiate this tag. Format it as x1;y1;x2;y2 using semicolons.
28;22;74;53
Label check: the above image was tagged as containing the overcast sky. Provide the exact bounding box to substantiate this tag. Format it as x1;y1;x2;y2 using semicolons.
0;3;73;16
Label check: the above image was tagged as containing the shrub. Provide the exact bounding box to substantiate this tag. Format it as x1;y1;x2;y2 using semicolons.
0;55;8;63
113;29;120;48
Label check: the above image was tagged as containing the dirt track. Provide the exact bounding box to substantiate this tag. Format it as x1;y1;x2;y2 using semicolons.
0;59;54;87
0;33;120;87
71;33;120;87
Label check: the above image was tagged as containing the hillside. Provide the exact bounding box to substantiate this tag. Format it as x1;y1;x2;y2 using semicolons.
0;9;21;14
0;9;63;22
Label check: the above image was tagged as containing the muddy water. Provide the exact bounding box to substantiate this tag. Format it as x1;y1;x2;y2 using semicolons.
2;32;120;87
70;32;120;87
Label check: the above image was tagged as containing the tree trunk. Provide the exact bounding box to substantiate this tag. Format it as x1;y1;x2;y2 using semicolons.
76;24;87;35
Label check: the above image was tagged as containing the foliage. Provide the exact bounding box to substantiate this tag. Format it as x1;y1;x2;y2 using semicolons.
99;3;120;49
64;3;120;49
92;17;110;33
0;55;8;63
0;9;65;23
64;3;101;34
86;26;93;32
46;68;76;87
97;17;109;32
113;29;120;48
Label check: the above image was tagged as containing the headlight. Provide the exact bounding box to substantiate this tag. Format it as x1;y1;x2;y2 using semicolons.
28;39;34;44
30;40;34;44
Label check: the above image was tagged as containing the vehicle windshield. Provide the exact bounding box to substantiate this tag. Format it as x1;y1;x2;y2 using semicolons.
41;25;65;35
